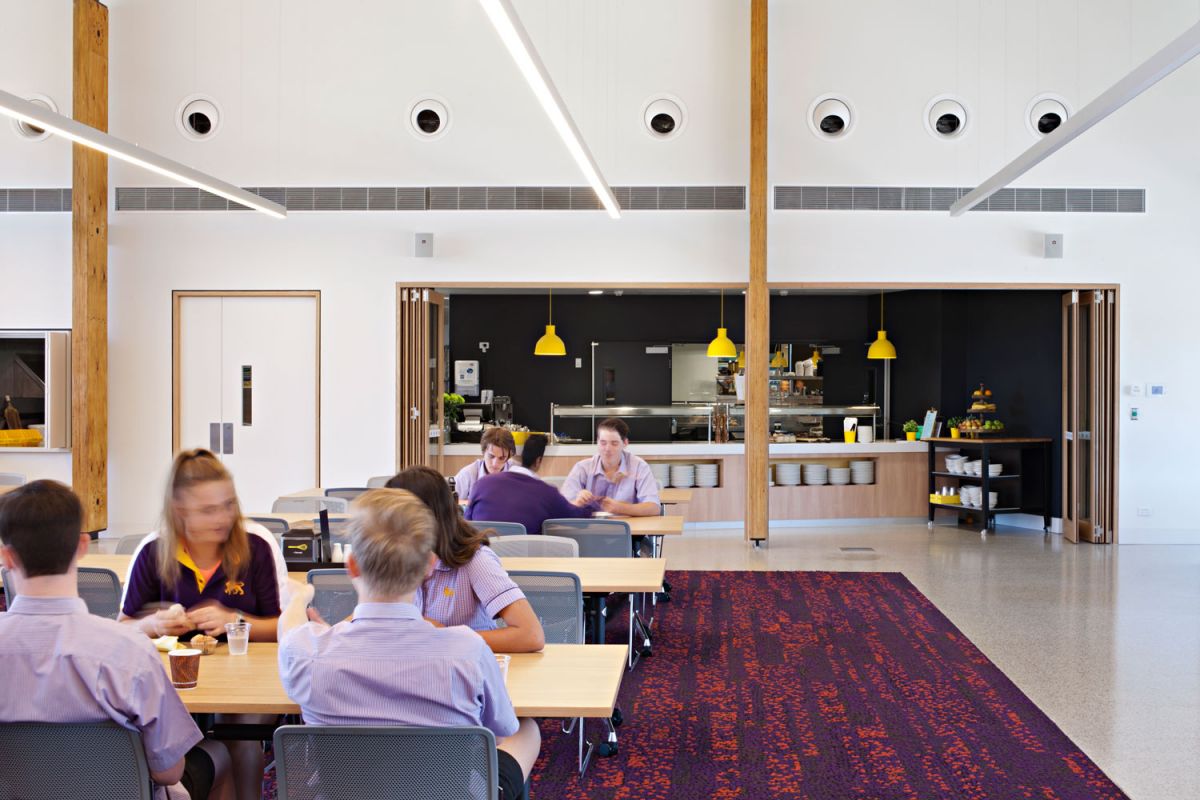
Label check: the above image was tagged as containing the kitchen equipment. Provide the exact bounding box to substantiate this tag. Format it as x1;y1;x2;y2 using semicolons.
493;396;513;426
453;360;480;397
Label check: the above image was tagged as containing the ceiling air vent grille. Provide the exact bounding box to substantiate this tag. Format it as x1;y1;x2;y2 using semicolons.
112;186;746;212
775;186;1145;213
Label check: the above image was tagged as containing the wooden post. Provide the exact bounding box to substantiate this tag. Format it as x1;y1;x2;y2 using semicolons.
72;0;108;532
745;0;769;543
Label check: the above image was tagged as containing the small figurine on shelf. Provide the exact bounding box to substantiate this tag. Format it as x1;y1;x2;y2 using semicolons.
902;419;920;441
3;395;22;430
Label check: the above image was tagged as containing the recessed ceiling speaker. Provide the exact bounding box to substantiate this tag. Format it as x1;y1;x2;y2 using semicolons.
642;95;686;139
408;97;451;140
11;94;56;141
924;96;969;140
176;96;221;141
1026;95;1071;137
808;95;854;139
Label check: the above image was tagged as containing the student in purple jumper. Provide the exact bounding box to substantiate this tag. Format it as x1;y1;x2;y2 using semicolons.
465;434;597;536
0;480;233;800
119;449;281;800
278;489;541;800
388;465;546;653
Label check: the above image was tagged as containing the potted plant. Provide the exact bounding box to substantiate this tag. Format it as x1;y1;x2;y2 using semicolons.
946;416;964;439
902;419;920;441
442;392;465;429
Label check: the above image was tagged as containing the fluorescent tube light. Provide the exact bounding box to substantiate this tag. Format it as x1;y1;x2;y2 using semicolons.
951;18;1200;217
0;89;287;219
478;0;621;219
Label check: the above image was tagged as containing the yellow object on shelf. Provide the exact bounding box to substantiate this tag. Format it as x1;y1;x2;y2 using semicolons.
0;429;42;447
930;494;961;505
511;431;547;446
843;431;856;443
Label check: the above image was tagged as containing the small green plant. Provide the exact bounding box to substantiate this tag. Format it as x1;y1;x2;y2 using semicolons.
946;416;964;430
902;419;920;434
443;392;466;422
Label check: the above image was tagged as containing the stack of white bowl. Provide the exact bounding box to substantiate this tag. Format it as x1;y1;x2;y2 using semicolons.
767;466;774;487
694;463;720;488
650;462;671;490
966;460;983;476
802;464;829;485
669;463;696;488
850;460;875;485
961;486;980;507
775;463;802;486
829;467;851;485
944;455;968;474
988;463;1003;477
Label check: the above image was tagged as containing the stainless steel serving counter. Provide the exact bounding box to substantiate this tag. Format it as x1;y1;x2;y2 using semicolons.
549;403;880;442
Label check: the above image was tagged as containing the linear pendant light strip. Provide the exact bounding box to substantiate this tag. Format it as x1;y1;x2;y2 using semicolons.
950;18;1200;217
478;0;620;220
0;89;286;219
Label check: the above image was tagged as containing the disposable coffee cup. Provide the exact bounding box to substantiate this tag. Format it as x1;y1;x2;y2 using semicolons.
495;654;511;684
168;649;202;690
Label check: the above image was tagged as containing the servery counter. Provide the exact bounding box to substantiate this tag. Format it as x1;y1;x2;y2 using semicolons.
441;441;927;525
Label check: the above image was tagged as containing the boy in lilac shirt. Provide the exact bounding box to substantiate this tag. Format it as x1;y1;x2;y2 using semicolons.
0;481;231;799
279;488;540;799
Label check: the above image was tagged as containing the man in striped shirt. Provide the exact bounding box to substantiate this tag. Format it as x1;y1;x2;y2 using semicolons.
278;488;540;799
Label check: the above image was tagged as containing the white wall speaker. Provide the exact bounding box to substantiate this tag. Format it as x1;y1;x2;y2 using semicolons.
415;233;434;258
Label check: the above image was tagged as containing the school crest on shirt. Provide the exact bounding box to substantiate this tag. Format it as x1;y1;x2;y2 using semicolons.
224;580;246;596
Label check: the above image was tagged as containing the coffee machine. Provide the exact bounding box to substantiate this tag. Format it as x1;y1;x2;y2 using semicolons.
493;395;513;426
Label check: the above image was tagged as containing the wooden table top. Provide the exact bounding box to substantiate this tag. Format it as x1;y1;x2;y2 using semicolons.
658;487;691;504
924;437;1052;445
0;485;18;496
247;511;345;528
81;553;666;595
159;643;627;718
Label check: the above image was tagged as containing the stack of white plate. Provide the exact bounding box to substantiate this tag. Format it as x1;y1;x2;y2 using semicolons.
829;467;851;485
802;464;829;486
945;455;968;474
695;464;720;488
650;462;671;490
669;463;696;488
767;466;774;487
775;463;802;486
850;460;875;485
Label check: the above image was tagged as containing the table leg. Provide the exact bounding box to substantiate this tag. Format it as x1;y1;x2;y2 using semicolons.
980;444;991;535
928;442;937;525
1043;443;1052;531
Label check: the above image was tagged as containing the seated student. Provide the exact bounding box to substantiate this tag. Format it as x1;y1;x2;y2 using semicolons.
118;449;282;800
278;489;541;800
0;480;232;800
387;465;545;653
452;427;517;502
465;433;596;535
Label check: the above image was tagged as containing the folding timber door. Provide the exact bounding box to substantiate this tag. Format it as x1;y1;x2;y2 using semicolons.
396;288;445;471
1061;289;1118;543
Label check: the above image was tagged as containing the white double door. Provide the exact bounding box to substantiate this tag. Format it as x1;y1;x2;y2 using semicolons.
176;294;319;513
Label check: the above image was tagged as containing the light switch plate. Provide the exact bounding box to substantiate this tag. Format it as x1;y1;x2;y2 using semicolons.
1129;384;1143;396
575;358;582;368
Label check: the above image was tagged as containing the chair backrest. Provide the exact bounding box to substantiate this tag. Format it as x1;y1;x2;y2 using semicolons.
114;533;149;554
0;472;25;486
306;568;358;625
272;496;349;514
0;721;154;800
469;520;527;538
508;570;583;644
250;516;291;535
541;475;568;488
542;519;633;558
324;487;368;503
366;475;392;489
274;724;498;800
76;567;123;619
309;517;351;542
487;535;578;558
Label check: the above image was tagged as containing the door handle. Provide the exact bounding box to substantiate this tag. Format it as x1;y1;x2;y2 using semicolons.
223;423;234;454
410;406;421;421
1064;431;1074;441
210;423;221;452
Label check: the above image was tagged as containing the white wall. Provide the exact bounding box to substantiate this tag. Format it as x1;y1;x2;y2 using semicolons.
0;0;1195;540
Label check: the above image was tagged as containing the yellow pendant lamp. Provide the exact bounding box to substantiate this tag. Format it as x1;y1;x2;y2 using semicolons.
867;291;897;360
534;288;566;356
770;346;787;369
811;348;822;365
707;289;738;358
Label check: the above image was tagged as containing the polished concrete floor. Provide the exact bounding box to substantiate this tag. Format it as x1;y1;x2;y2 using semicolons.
662;523;1199;800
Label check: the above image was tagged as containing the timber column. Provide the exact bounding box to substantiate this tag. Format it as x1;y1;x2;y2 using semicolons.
72;0;108;532
745;0;769;544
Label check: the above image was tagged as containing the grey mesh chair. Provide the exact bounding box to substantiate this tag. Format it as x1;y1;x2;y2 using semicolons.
250;516;290;536
271;496;348;514
307;568;358;625
77;567;123;619
0;472;25;486
274;724;499;800
542;518;652;669
366;475;392;488
324;487;368;503
114;533;149;554
470;520;526;538
0;721;154;799
487;535;578;558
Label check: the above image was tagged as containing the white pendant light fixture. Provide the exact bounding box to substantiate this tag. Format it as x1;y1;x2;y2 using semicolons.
477;0;620;219
0;89;286;219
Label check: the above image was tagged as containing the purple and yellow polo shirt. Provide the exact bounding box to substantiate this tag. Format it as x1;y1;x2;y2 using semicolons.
121;534;281;637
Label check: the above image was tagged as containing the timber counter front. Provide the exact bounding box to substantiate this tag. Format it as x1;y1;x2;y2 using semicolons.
443;441;928;524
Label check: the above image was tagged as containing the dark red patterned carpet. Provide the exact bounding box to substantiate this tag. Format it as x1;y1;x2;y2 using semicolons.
529;570;1127;800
